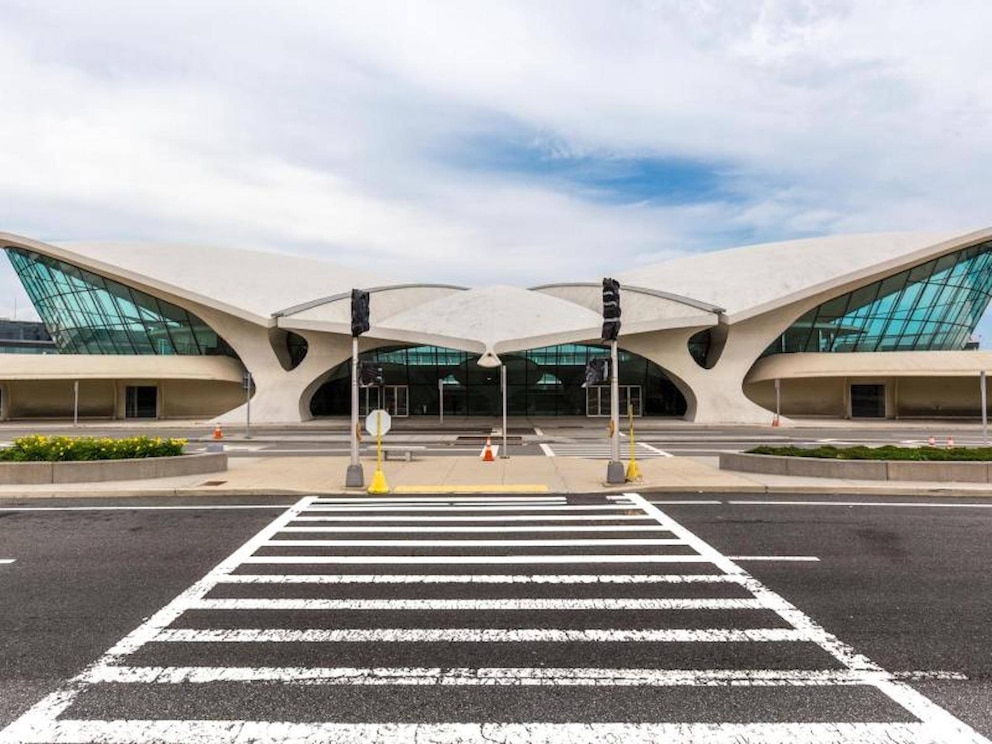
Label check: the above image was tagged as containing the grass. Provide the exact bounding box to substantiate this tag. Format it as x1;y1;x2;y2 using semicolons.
0;435;187;462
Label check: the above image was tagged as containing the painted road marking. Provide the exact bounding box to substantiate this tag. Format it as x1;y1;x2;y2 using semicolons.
154;628;818;643
637;441;673;457
0;559;15;564
3;492;987;744
241;554;715;564
262;538;686;547
15;720;940;743
622;492;990;743
304;504;632;511
279;525;675;533
83;665;896;686
191;597;768;611
727;556;821;562
291;514;654;522
539;443;555;457
216;573;746;584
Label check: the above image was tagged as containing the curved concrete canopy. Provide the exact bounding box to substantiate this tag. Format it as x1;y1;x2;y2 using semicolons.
616;229;992;323
373;285;604;355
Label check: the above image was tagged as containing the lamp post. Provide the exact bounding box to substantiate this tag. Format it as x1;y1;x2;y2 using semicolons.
477;348;506;457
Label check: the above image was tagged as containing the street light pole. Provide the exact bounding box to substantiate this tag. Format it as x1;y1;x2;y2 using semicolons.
501;363;509;458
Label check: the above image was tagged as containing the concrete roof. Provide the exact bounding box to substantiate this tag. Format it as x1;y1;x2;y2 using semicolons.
5;229;991;344
616;230;992;322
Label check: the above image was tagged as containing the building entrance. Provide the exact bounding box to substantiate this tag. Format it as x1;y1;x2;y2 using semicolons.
309;344;686;417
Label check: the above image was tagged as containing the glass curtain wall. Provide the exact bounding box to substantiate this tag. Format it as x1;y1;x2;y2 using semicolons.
6;247;238;357
764;239;992;355
309;343;687;416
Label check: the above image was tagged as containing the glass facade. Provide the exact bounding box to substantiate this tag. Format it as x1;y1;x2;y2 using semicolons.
310;343;687;416
764;239;992;355
6;248;238;357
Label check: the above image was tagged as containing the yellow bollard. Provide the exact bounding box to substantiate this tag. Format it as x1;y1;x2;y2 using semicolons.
625;402;642;482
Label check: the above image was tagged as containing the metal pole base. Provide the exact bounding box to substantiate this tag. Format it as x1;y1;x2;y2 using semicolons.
606;460;626;484
345;464;365;488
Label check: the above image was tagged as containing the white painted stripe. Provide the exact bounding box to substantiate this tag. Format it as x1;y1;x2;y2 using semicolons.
303;504;637;512
622;493;992;743
533;426;544;436
637;441;673;457
218;573;745;584
242;554;715;565
539;443;555;457
0;559;15;565
291;514;654;522
727;556;821;562
15;720;939;744
0;496;318;743
279;524;674;533
263;538;686;547
155;627;815;643
728;500;992;509
82;665;902;687
191;597;767;611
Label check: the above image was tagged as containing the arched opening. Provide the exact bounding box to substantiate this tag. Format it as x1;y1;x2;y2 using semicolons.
308;343;687;417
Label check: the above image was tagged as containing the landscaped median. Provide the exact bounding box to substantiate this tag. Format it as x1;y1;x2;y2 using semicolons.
720;444;992;483
0;435;227;484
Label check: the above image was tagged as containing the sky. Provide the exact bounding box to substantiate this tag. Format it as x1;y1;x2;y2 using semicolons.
1;0;992;341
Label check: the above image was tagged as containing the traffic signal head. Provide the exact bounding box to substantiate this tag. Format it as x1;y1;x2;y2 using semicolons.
351;289;370;337
582;357;610;388
358;361;384;387
601;277;621;341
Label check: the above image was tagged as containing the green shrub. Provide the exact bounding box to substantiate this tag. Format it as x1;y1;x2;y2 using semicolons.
746;444;992;461
0;435;187;462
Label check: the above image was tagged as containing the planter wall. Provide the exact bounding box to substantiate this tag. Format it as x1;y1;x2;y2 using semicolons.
0;452;227;485
719;452;992;482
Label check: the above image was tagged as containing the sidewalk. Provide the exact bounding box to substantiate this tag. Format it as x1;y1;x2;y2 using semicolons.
2;453;992;499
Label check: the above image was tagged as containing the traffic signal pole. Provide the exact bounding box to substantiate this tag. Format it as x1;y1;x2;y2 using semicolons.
602;277;625;484
346;288;370;489
346;335;364;487
606;338;624;483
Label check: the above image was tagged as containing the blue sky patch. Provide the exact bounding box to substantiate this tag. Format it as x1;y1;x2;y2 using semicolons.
451;133;735;206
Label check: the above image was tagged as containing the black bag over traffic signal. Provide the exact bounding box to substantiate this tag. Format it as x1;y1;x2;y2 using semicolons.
602;277;621;341
351;289;370;337
582;357;610;388
358;361;384;387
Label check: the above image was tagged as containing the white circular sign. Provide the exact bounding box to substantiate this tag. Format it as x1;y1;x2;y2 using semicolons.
365;409;392;437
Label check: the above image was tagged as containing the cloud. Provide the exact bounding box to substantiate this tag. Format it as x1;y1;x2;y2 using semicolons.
0;0;991;336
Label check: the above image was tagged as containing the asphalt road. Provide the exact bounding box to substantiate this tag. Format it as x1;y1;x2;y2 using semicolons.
4;421;992;459
0;493;989;742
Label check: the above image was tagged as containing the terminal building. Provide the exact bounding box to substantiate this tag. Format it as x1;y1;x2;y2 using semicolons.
1;228;991;423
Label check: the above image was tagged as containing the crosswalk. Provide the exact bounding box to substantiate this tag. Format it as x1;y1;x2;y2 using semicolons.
542;441;672;458
1;493;987;743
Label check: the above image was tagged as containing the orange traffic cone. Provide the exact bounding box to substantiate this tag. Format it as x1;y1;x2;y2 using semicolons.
927;435;936;446
947;437;955;449
771;414;780;427
213;424;224;440
482;436;495;462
